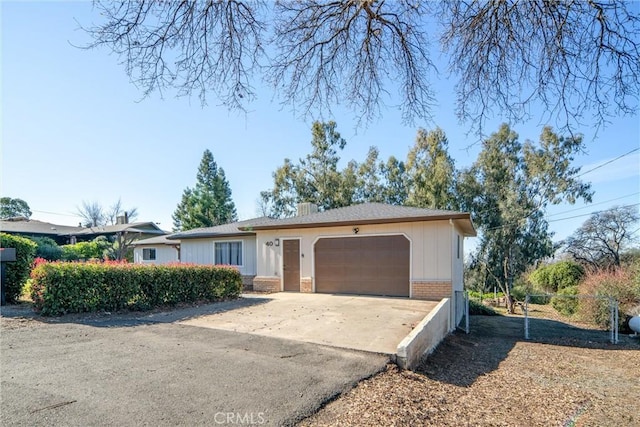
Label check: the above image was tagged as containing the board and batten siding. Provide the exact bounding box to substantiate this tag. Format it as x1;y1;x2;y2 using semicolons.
133;246;179;264
180;236;257;276
451;225;465;293
255;220;455;283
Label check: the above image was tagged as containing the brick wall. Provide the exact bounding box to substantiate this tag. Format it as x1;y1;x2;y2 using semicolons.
300;277;313;293
252;276;281;293
411;281;452;300
241;275;255;291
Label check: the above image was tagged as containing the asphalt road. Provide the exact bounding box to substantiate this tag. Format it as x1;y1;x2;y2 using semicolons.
1;311;388;426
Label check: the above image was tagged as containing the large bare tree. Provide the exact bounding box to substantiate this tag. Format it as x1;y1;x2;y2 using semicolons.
563;205;640;270
84;1;639;132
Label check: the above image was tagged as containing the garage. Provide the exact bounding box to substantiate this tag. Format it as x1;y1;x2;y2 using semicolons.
314;235;410;297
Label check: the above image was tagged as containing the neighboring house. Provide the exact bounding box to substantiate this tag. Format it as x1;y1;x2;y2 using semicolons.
170;203;476;307
0;217;84;244
0;216;166;246
132;235;180;264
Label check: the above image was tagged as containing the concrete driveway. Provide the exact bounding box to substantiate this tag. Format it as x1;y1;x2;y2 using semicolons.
1;310;387;427
180;293;438;355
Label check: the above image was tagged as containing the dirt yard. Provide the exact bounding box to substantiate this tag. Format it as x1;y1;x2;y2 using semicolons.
301;312;640;427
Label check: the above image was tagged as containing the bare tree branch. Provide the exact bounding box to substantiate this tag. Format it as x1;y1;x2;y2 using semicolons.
439;0;640;135
82;1;639;132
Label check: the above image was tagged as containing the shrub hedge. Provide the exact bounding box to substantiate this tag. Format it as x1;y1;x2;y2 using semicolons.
30;261;242;316
0;233;37;303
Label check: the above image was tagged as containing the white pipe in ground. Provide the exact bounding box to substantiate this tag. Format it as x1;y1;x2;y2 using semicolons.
629;316;640;334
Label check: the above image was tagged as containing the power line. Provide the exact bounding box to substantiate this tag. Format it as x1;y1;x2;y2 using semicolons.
30;209;82;218
546;192;640;217
546;203;640;223
482;203;640;231
576;147;639;178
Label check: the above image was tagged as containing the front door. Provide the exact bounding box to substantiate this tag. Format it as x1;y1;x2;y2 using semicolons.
283;239;300;291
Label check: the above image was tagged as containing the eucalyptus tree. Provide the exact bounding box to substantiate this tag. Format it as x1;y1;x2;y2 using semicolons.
460;125;592;312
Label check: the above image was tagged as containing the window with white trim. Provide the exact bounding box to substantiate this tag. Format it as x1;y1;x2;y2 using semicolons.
214;241;242;266
143;248;157;261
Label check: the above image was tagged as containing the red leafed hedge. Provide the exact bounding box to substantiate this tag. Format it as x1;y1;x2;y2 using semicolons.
30;261;242;316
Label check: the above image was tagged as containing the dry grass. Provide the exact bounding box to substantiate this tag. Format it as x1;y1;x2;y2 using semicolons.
300;314;639;427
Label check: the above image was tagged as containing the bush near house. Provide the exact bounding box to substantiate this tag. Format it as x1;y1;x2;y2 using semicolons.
30;261;242;316
61;239;110;261
0;233;37;303
29;236;63;261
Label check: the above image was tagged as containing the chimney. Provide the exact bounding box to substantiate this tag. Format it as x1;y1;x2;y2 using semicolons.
116;212;130;225
297;202;319;217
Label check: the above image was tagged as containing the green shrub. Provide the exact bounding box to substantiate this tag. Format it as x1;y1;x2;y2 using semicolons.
468;290;504;301
0;233;37;303
530;261;585;292
578;264;640;332
61;240;109;261
551;285;579;316
30;261;242;316
29;236;63;261
469;299;499;316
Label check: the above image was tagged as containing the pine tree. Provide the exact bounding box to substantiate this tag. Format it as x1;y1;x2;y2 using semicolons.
172;150;238;231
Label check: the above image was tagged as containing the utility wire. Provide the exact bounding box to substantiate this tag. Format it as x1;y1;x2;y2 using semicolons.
547;203;640;223
483;203;640;231
576;147;639;178
546;192;640;217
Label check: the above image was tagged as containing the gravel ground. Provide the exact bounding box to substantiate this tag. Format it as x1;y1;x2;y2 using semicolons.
301;311;640;427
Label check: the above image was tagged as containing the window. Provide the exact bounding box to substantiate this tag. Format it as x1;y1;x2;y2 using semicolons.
457;235;461;259
143;248;157;261
215;241;242;266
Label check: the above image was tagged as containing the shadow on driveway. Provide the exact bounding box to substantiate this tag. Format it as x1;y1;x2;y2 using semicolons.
0;296;272;328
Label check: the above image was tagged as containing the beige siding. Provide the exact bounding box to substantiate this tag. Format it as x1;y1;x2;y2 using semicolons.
256;220;455;286
451;225;465;292
180;236;257;276
133;246;179;265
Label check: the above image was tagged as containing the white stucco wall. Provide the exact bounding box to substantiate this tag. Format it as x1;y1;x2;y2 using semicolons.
179;236;257;276
255;220;456;285
133;245;179;265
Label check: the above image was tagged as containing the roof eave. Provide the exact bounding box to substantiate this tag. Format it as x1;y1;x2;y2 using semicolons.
242;213;472;231
169;232;256;240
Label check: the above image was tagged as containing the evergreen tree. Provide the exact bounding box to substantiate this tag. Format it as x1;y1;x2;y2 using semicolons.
172;150;238;231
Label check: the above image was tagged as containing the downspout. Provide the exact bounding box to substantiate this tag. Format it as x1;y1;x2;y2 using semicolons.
449;219;455;331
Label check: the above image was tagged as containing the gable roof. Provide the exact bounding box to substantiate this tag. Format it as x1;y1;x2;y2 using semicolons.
168;217;272;240
241;203;476;236
131;234;180;246
76;222;165;236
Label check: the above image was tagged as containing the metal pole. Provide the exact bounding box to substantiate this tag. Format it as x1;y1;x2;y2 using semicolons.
465;290;470;334
610;298;614;344
524;294;530;340
615;301;619;344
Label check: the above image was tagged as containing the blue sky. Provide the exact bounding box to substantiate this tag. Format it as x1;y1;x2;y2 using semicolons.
2;2;639;245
